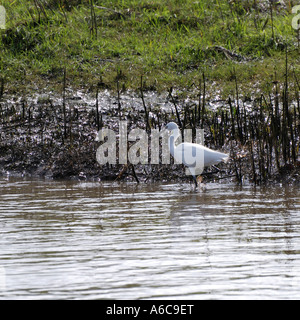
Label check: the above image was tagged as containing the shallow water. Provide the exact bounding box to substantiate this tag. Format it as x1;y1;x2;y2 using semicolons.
0;177;299;300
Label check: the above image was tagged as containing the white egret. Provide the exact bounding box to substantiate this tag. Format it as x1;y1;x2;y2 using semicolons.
164;122;229;187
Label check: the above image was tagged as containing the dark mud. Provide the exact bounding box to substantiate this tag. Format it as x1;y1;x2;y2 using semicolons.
0;89;299;185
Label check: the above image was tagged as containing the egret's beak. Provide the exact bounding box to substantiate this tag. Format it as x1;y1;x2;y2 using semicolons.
161;125;168;134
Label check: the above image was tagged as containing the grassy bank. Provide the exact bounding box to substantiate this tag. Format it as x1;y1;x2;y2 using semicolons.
0;0;299;96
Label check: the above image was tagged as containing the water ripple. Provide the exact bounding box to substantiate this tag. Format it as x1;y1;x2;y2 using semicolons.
0;178;299;299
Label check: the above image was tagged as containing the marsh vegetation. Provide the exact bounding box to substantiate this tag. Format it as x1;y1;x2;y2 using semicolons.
0;0;299;184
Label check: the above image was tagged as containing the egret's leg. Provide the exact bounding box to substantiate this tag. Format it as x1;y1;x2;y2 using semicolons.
192;175;198;188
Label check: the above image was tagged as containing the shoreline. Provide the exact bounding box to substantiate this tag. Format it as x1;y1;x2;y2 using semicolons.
0;89;299;186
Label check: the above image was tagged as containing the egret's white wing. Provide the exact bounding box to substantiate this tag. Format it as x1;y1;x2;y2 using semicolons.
174;143;228;167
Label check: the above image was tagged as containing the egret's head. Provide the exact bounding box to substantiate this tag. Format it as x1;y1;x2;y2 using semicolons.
164;122;179;132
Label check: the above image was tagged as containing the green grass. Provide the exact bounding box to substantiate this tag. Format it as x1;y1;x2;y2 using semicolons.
0;0;299;97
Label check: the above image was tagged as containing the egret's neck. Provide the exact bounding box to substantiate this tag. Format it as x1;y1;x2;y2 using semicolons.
168;129;180;156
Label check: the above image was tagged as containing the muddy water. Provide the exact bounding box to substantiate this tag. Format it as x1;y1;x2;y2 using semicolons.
0;177;299;300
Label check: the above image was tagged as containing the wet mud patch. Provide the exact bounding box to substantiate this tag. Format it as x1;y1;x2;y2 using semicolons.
0;89;299;185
